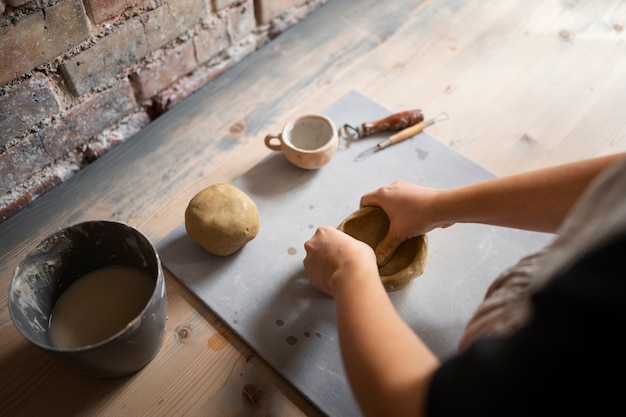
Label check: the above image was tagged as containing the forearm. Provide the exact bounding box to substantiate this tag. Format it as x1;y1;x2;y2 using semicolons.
437;153;626;233
332;273;439;417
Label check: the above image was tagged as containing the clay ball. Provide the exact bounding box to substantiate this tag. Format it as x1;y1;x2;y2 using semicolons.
337;206;428;292
185;184;260;256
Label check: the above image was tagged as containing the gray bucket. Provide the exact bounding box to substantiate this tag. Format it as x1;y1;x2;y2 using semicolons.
9;220;167;379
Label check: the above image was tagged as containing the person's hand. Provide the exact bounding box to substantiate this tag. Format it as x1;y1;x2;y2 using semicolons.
360;181;453;266
303;226;379;297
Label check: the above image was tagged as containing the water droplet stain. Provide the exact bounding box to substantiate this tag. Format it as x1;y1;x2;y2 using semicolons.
276;319;284;326
304;331;311;338
286;336;298;345
207;331;229;351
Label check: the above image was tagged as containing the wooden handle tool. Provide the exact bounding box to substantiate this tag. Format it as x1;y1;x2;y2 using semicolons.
339;109;424;139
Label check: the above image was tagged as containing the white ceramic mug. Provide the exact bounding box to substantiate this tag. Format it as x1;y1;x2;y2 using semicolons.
264;114;338;169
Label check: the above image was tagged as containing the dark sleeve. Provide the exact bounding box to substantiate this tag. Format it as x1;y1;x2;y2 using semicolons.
425;232;626;417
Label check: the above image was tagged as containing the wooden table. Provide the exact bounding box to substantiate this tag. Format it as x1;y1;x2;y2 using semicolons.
2;0;625;415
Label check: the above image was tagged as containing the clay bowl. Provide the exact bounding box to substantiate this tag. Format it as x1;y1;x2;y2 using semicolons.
337;206;428;292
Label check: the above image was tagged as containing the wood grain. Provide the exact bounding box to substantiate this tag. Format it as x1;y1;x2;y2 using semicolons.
1;0;625;415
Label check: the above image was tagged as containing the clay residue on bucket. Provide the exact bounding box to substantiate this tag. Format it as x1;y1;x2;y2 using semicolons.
12;275;47;333
12;233;73;334
124;234;151;269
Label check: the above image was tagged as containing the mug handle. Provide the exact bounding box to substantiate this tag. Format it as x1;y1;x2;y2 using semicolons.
264;134;283;151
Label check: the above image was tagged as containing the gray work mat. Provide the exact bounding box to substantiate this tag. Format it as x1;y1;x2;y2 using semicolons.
156;91;553;417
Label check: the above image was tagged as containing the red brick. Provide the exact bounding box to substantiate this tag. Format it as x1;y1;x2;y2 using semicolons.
0;135;52;195
224;0;255;42
153;58;231;113
0;169;65;223
0;73;61;146
194;19;229;64
61;20;148;96
142;0;207;50
83;0;143;24
42;78;136;159
133;41;197;100
152;30;255;114
0;0;90;87
254;0;302;25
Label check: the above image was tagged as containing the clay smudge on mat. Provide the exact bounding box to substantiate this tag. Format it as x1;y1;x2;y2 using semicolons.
415;148;429;160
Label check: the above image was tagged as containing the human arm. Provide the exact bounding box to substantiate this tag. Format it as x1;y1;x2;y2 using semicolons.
303;226;440;417
361;152;626;265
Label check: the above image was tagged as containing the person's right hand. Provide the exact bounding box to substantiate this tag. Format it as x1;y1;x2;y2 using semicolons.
303;226;379;298
360;181;454;266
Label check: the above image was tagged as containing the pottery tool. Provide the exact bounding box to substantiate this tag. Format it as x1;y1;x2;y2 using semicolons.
339;109;424;140
354;112;449;161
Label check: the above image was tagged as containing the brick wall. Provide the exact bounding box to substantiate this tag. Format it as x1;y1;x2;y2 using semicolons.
0;0;327;223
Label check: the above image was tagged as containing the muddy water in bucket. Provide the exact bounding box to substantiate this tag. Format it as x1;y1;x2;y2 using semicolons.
9;220;167;379
48;265;155;349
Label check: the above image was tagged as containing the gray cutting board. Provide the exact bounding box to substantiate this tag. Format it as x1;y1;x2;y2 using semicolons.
156;90;553;417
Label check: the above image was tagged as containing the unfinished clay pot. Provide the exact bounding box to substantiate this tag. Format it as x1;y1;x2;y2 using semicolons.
337;206;428;292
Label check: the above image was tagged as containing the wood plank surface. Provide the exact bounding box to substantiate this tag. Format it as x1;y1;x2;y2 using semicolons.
1;0;625;415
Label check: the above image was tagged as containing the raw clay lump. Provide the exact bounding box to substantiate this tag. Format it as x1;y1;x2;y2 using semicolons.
337;206;428;291
185;184;260;256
